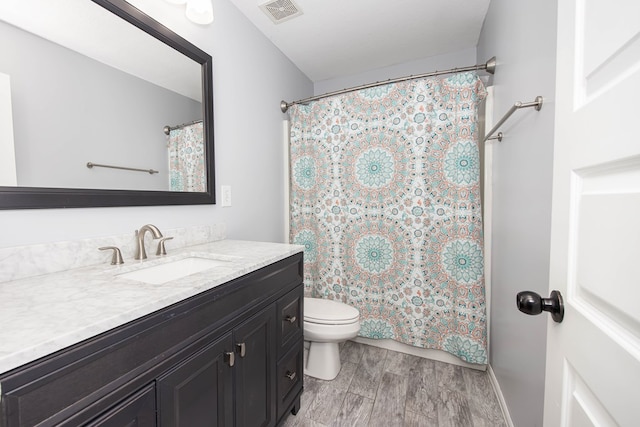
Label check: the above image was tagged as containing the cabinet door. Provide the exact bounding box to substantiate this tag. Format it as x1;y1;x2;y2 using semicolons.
85;384;156;427
234;306;277;427
157;333;234;427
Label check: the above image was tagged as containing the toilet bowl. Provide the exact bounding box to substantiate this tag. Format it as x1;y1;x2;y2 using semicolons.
303;297;360;380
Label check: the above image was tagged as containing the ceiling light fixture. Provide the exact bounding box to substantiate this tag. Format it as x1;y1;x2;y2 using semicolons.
165;0;214;25
185;0;214;25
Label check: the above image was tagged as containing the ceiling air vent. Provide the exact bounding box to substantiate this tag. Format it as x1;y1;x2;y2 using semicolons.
259;0;303;24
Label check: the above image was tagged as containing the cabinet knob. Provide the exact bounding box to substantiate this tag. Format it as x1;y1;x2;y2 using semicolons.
284;315;297;323
285;371;296;381
225;351;235;367
236;342;246;357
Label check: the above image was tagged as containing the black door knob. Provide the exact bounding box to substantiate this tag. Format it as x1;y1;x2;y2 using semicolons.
516;290;564;323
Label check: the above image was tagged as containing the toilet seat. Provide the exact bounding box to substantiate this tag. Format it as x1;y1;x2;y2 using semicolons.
304;297;359;325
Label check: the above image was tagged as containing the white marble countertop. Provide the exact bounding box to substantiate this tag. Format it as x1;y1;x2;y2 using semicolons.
0;240;303;375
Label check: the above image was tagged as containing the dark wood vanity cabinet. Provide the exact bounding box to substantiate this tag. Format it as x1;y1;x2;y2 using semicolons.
0;253;304;427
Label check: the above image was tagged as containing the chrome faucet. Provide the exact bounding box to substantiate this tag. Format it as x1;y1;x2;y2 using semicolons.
134;224;163;260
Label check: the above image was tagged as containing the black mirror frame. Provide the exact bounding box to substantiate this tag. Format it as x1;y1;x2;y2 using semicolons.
0;0;215;209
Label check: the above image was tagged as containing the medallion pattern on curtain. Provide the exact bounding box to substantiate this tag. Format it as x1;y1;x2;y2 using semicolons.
168;122;206;192
289;72;488;364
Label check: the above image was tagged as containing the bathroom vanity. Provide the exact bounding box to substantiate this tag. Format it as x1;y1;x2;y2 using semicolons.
0;240;304;426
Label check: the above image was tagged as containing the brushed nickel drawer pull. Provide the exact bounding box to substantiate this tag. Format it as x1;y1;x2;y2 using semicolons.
225;351;235;367
285;371;296;381
284;315;297;323
236;342;246;357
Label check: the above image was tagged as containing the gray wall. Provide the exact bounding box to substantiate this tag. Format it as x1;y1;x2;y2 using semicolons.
0;0;312;248
477;0;557;425
0;20;201;191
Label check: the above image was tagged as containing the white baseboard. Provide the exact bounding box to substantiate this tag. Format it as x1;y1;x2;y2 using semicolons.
487;364;514;427
353;337;486;371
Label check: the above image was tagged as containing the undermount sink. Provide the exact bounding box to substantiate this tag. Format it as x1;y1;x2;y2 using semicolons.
118;257;230;285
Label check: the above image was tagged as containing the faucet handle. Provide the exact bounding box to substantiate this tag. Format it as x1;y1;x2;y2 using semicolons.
156;237;174;256
99;246;124;265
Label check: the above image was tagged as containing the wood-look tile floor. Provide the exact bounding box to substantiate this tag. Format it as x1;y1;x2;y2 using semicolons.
282;341;507;427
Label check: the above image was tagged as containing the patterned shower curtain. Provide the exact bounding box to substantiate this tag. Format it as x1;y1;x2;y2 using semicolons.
289;72;487;364
168;121;206;192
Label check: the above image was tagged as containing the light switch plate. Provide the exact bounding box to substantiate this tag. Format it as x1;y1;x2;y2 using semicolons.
221;185;231;207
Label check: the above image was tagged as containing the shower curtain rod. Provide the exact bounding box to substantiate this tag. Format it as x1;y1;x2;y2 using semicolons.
280;57;496;113
163;119;203;135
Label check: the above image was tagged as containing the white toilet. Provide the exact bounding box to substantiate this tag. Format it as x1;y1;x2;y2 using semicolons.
303;297;360;380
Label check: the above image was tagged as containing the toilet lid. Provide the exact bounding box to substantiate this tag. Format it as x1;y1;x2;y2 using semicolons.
304;297;359;325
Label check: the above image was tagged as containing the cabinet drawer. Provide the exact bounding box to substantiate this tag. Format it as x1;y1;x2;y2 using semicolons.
85;384;156;427
277;287;302;355
276;338;303;421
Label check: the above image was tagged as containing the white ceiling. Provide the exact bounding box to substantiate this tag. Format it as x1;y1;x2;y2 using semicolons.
228;0;491;82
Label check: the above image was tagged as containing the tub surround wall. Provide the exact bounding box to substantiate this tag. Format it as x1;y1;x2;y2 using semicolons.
0;223;226;283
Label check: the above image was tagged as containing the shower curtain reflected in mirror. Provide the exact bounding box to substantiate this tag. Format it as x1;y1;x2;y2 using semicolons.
289;72;488;364
168;122;206;192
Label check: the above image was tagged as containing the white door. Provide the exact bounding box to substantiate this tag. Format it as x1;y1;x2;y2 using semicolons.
544;0;640;425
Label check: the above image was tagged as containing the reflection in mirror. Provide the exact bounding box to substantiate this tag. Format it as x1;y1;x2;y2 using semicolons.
0;0;215;208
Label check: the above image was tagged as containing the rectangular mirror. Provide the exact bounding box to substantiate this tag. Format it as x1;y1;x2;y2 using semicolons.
0;0;215;209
